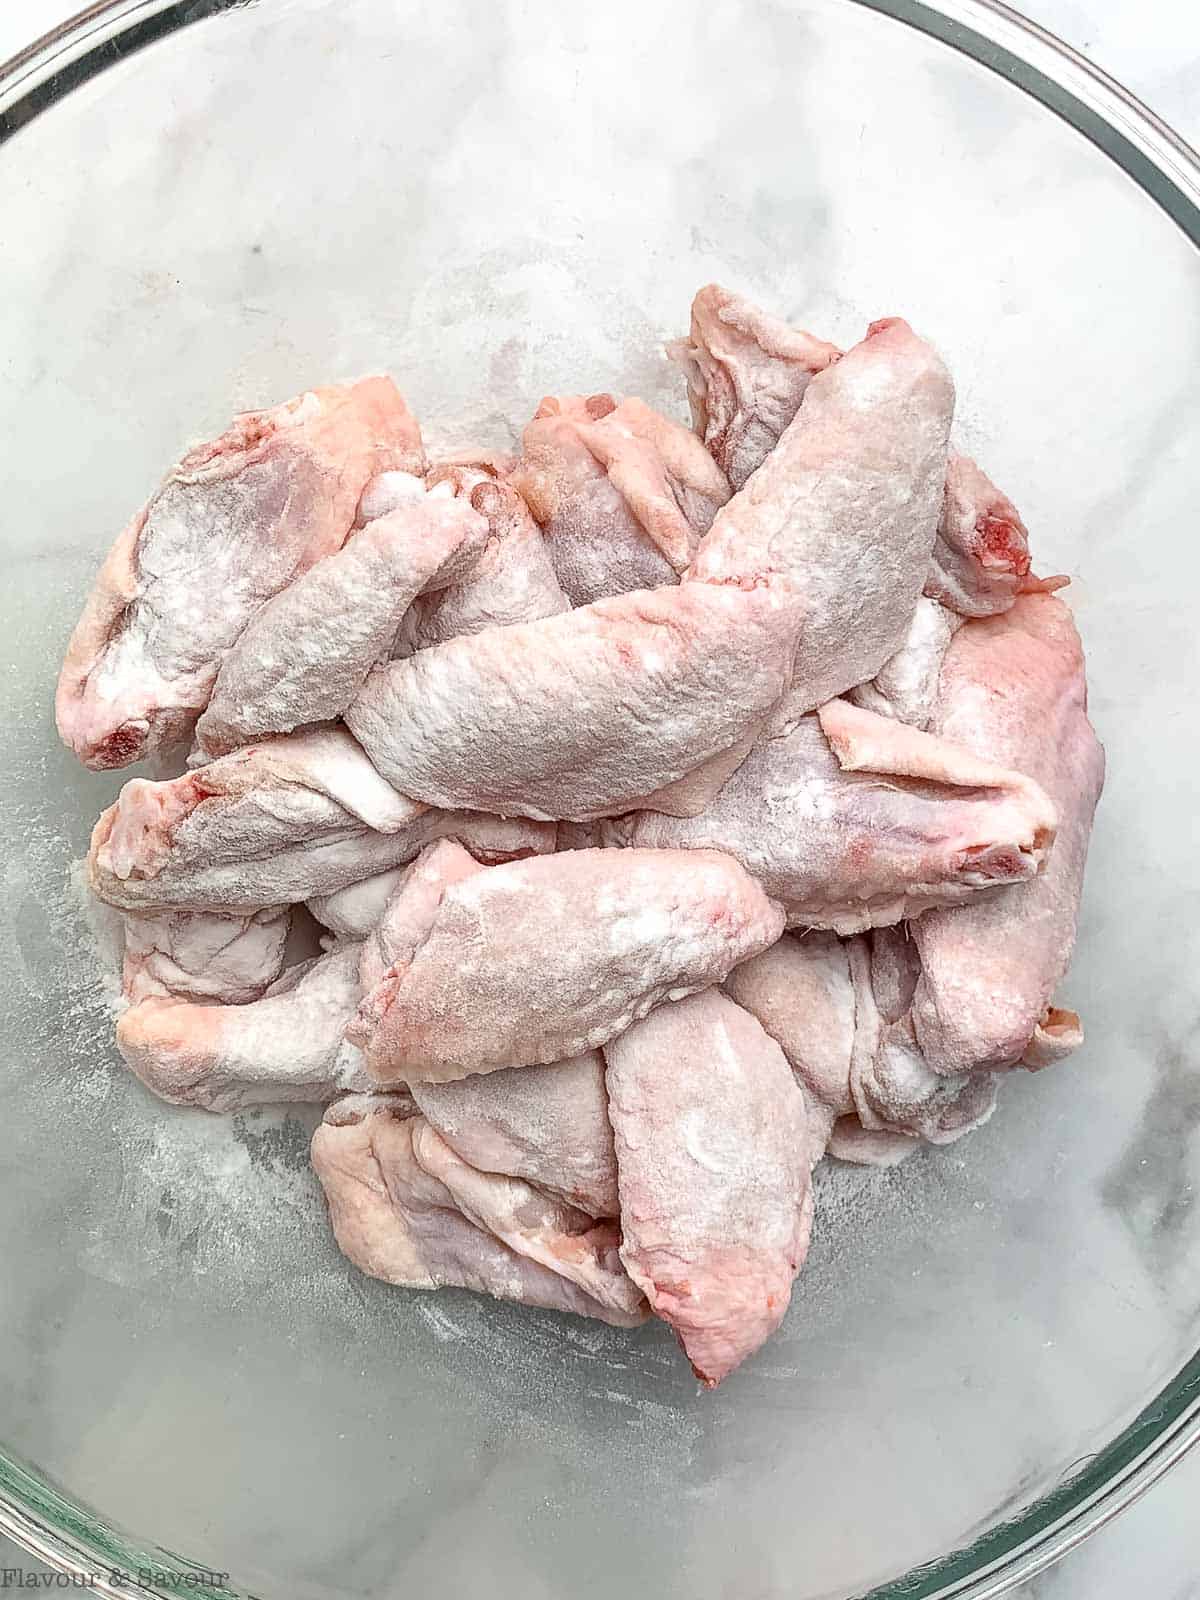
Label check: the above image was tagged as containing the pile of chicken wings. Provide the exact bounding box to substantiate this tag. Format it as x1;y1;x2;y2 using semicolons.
57;286;1104;1387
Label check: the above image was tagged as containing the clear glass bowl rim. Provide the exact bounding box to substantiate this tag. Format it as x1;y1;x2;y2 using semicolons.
1;2;1198;1596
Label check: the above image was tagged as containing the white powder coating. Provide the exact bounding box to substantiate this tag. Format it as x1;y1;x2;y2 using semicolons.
9;833;335;1306
578;701;1055;935
54;378;425;771
344;576;802;822
68;855;127;1017
194;496;488;756
86;725;555;911
692;317;954;718
604;989;812;1387
355;847;786;1081
307;867;407;940
354;470;427;524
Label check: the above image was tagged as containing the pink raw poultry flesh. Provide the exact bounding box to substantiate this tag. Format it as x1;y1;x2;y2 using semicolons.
690;316;954;715
344;575;803;822
310;1097;647;1327
561;697;1057;934
350;843;785;1082
119;906;292;1005
668;282;841;491
724;929;999;1162
65;297;1105;1387
398;475;570;650
56;378;424;769
512;393;731;604
673;287;1052;630
87;726;554;911
604;989;813;1386
194;494;488;756
117;942;371;1113
909;593;1105;1074
410;1052;619;1219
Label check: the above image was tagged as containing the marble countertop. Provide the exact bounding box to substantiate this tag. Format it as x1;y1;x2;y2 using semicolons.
1;2;1198;1597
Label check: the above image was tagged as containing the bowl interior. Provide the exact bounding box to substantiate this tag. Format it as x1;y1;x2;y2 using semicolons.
1;2;1199;1596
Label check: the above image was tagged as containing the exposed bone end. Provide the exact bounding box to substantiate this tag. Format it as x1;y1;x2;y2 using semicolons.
1021;1007;1084;1071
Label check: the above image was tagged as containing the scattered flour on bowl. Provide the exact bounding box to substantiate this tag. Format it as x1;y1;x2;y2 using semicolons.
1;826;347;1317
4;799;911;1450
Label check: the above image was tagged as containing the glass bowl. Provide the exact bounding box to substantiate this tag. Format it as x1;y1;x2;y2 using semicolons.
2;2;1199;1596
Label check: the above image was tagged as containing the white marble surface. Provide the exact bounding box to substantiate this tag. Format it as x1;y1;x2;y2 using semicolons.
0;2;1198;1598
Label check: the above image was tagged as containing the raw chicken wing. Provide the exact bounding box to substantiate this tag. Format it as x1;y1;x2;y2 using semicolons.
399;475;569;652
350;845;621;1215
411;1052;619;1218
56;378;423;769
116;943;369;1112
345;575;802;822
194;496;487;755
604;989;813;1386
88;726;554;911
311;1099;647;1326
668;283;840;490
120;906;291;1004
512;394;731;604
690;317;954;715
910;593;1105;1072
566;697;1056;934
927;451;1062;618
351;845;785;1082
724;928;995;1160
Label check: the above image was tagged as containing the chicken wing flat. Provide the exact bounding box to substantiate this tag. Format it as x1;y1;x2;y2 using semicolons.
56;378;423;769
910;593;1105;1073
410;1052;618;1219
311;1100;647;1327
565;698;1055;934
88;726;554;911
724;929;996;1161
352;845;785;1082
690;317;954;715
667;283;840;491
604;989;813;1387
194;496;487;755
345;575;802;823
512;394;731;604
